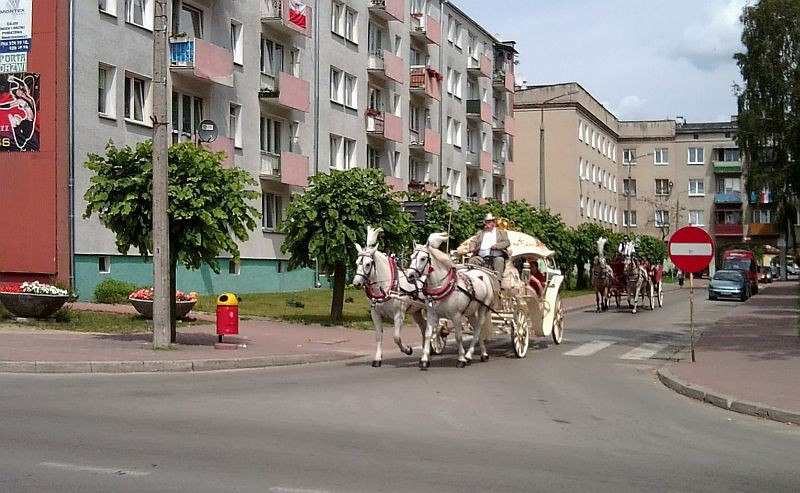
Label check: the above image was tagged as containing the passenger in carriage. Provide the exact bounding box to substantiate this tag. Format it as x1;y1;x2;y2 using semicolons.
529;259;546;296
467;213;510;277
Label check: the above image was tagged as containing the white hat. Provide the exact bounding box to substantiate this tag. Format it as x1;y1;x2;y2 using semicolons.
484;213;496;222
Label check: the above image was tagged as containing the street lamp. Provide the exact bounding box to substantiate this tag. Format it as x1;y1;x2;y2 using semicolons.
624;152;652;234
539;89;579;210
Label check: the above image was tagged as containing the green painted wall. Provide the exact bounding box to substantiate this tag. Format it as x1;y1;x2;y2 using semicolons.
74;255;316;301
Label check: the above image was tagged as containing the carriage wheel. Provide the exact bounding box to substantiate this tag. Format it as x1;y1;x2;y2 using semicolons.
511;300;531;358
551;297;565;344
431;332;447;355
647;283;655;310
657;281;664;307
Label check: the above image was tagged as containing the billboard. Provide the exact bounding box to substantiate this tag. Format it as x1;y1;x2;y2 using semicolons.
0;72;38;151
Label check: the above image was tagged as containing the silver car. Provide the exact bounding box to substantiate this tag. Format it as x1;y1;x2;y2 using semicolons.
708;269;749;301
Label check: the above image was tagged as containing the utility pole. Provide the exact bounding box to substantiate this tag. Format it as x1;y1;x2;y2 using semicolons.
152;0;171;348
538;89;578;210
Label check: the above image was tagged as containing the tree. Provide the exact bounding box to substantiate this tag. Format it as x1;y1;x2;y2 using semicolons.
735;0;800;254
570;223;614;289
634;235;668;266
280;168;412;321
84;141;260;342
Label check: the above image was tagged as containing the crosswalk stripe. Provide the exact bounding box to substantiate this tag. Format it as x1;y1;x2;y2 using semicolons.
619;343;667;360
564;340;616;356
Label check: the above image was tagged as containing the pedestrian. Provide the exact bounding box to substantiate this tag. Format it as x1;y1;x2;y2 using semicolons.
677;269;685;288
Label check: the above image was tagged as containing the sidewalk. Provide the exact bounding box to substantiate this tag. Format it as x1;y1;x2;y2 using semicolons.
1;281;798;425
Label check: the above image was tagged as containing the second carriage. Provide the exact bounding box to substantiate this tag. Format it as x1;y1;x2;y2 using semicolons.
608;257;664;310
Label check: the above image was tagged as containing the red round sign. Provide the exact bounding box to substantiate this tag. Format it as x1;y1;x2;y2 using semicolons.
668;226;715;273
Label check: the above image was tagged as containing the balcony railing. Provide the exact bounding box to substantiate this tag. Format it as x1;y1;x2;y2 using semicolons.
713;192;743;204
712;160;743;174
257;72;310;113
259;150;309;187
169;38;234;87
749;223;777;236
409;66;442;101
466;100;491;123
467;55;492;78
409;13;441;45
261;0;312;37
366;110;403;142
713;223;743;236
368;0;404;23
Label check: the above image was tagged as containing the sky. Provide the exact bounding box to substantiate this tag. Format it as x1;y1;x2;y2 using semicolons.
453;0;749;123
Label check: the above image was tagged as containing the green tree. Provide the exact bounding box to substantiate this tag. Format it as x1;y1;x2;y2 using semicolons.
635;235;668;265
735;0;800;253
280;168;412;321
84;141;260;342
571;223;614;289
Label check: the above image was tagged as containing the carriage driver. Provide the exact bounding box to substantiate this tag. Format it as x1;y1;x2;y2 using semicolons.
618;235;636;257
468;213;510;277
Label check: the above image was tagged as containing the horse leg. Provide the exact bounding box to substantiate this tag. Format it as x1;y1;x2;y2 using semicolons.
411;308;427;351
419;310;436;369
595;289;601;312
464;312;481;362
392;308;413;356
454;317;468;368
371;307;384;367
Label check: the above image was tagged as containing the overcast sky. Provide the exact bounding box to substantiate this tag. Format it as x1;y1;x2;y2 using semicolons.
453;0;748;123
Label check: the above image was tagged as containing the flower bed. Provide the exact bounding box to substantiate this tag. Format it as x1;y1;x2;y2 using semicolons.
0;282;70;319
129;288;197;319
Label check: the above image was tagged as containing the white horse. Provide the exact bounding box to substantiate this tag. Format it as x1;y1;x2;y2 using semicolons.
407;233;499;369
353;226;427;367
590;237;614;312
624;255;651;314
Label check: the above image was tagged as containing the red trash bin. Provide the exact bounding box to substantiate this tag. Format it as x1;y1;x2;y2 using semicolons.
216;292;239;343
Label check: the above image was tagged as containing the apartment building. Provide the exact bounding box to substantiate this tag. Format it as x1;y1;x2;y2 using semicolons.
514;83;777;257
0;0;515;298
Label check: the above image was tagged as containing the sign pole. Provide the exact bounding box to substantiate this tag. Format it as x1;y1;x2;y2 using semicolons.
689;272;695;362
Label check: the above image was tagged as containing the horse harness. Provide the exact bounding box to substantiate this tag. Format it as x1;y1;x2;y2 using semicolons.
358;252;420;305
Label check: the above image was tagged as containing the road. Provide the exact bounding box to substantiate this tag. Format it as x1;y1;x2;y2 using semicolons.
1;287;798;492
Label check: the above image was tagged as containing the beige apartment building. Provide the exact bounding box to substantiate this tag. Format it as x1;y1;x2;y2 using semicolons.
514;83;777;256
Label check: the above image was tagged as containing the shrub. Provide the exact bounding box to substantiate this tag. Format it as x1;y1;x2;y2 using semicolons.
53;306;74;322
94;279;138;304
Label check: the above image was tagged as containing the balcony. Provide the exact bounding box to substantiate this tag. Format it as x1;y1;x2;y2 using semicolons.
368;0;404;23
492;161;505;176
409;13;441;45
492;68;515;93
259;150;309;187
748;223;778;236
367;50;405;83
258;72;310;113
466;99;492;124
713;192;743;205
409;66;442;101
713;223;743;237
749;190;775;204
505;160;514;181
492;114;515;136
713;160;743;174
465;151;480;168
169;38;233;87
366;110;403;143
467;55;492;78
260;0;312;37
409;127;440;156
200;137;235;169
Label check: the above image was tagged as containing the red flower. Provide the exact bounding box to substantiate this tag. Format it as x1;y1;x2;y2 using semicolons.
0;284;23;293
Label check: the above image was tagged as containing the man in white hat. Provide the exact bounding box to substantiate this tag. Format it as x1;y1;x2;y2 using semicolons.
468;212;510;276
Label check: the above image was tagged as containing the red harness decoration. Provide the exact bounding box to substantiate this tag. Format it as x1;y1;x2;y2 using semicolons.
364;254;397;301
422;268;458;301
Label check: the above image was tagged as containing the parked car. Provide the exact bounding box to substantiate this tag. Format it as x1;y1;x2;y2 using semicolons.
708;269;749;301
786;264;799;276
770;266;780;280
757;266;773;283
722;249;758;295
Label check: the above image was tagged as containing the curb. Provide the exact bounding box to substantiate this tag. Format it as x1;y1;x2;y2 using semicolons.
657;368;799;425
0;351;367;374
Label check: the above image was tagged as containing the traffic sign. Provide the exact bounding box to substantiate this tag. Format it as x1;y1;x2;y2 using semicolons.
668;226;715;273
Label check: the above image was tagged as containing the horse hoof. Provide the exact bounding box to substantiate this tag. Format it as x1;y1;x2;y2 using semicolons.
404;346;413;356
419;360;429;369
371;360;382;368
456;361;467;368
481;355;489;362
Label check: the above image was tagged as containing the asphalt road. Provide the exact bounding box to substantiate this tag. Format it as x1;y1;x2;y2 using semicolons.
1;288;798;492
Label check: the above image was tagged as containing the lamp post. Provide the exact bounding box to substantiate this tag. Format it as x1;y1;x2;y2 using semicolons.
539;89;579;210
624;152;652;234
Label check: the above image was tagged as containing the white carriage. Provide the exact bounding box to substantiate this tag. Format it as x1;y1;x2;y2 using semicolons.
430;231;566;358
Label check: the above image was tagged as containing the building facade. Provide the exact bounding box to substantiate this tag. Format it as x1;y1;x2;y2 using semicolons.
514;83;777;263
0;0;515;298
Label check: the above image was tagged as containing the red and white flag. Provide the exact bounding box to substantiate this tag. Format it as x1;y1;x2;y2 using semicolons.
288;0;307;29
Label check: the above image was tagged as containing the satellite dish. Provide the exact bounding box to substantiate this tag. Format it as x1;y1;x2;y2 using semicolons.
197;119;218;143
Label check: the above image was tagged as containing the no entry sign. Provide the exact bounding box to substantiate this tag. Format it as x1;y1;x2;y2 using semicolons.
668;226;715;273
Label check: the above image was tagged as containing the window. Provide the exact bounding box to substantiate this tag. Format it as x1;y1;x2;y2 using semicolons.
229;104;241;148
331;1;342;33
688;147;705;165
261;38;284;76
330;67;356;108
368;22;383;53
578;159;585;180
623;148;637;165
446;118;462;147
330;67;341;103
178;3;203;38
262;193;283;231
655;210;670;227
623;210;637;227
344;7;357;42
446;67;462;97
229;260;240;275
689;210;705;226
98;64;115;117
654;148;668;165
124;73;149;123
171;91;202;142
623;178;636;197
688;179;705;196
125;0;150;28
99;0;116;16
578;121;584;142
330;135;355;170
410;158;428;182
718;177;741;193
367;146;380;169
655;179;671;196
260;117;282;154
344;74;356;108
447;17;456;44
752;209;773;224
332;2;357;42
230;21;243;65
98;255;111;274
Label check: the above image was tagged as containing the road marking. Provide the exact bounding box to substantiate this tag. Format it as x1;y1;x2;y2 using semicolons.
37;461;150;477
269;488;335;493
563;340;615;356
619;343;667;360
